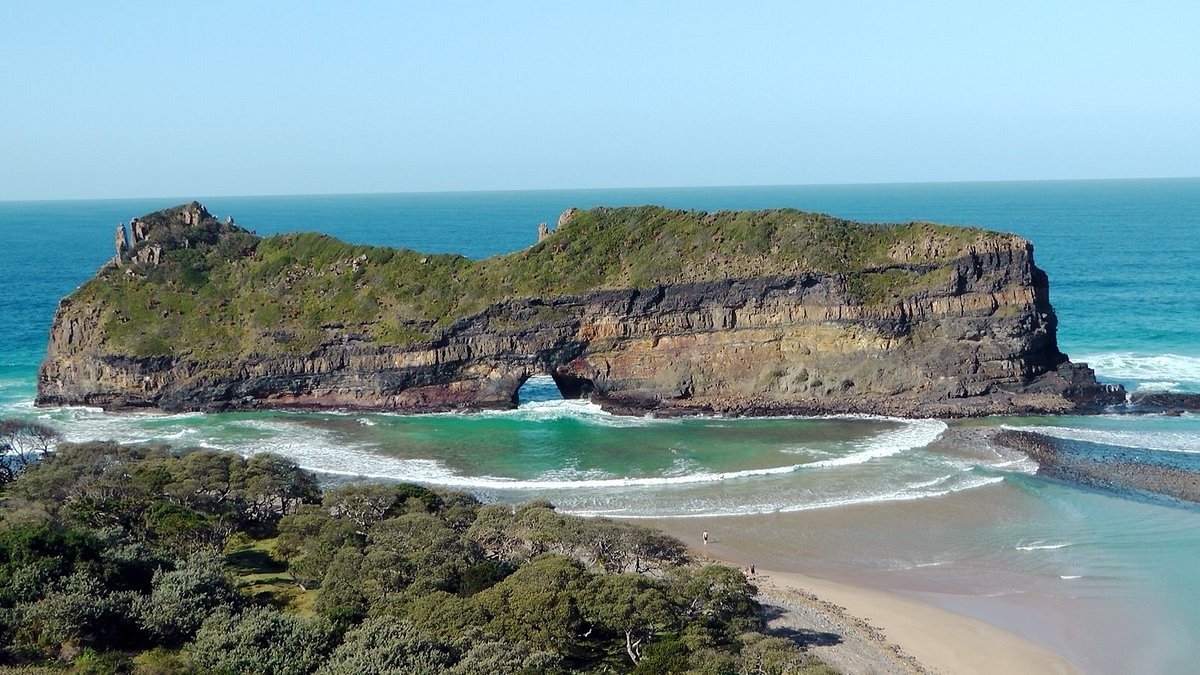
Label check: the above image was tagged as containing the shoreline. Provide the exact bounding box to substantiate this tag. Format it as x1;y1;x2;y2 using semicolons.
689;548;1078;674
637;426;1080;673
758;567;1076;674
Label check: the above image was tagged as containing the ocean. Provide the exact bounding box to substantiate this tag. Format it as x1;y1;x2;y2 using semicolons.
2;179;1199;673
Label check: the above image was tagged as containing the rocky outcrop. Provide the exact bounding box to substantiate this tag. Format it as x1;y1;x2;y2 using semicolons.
113;224;128;264
995;430;1200;505
37;203;1125;417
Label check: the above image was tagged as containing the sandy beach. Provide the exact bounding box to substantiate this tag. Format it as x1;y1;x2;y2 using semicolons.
749;565;1076;674
631;424;1200;674
645;507;1084;674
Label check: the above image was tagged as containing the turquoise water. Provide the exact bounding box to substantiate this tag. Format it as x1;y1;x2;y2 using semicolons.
2;180;1199;672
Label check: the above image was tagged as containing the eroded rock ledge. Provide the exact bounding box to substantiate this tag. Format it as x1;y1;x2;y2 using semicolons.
38;202;1125;417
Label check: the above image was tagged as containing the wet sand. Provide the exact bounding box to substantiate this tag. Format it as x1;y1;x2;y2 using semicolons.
640;481;1185;674
635;424;1191;674
754;567;1076;674
650;519;1079;674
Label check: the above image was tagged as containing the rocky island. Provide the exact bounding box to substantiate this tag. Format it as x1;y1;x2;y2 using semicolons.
37;201;1124;417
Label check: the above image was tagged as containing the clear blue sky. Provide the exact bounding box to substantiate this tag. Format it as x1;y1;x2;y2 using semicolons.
2;1;1197;200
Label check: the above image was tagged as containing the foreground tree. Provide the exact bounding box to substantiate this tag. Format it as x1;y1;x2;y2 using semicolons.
581;573;677;665
0;419;59;486
476;554;587;653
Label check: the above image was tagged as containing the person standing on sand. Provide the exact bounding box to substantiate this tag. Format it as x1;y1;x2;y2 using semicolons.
703;530;709;545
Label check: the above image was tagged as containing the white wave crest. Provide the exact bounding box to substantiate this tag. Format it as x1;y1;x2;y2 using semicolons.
35;406;205;445
1010;424;1200;454
997;459;1038;474
447;462;808;491
206;419;813;490
1080;352;1200;386
2;399;36;412
206;419;463;483
573;473;1005;518
779;446;831;456
472;398;664;428
1137;381;1182;392
237;415;944;491
777;474;1002;513
805;418;947;468
1016;541;1072;551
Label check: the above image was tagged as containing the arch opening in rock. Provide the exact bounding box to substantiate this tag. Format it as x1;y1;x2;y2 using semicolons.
512;371;596;405
551;371;595;400
514;374;563;405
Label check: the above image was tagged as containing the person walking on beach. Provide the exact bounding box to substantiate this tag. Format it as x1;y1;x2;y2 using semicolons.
703;530;709;545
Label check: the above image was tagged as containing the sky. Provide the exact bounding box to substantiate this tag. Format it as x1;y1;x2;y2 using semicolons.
2;1;1198;200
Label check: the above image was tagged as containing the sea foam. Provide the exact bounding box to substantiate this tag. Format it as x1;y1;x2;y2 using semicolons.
805;418;947;468
1081;352;1200;388
572;474;1006;519
1016;541;1073;551
1012;425;1200;454
454;398;665;428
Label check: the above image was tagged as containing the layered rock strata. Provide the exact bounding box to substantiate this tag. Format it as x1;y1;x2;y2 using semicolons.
38;203;1123;417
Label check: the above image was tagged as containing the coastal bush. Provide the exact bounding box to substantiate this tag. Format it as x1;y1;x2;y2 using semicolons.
10;443;319;550
187;606;337;675
136;551;241;645
18;570;141;657
0;440;840;673
632;638;691;674
445;638;562;674
130;647;197;674
313;545;367;624
475;554;588;653
737;633;840;675
315;617;453;675
71;648;132;675
580;573;677;664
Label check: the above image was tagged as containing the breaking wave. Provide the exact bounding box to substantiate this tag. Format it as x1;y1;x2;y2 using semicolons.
570;474;1005;518
806;418;947;467
29;398;989;518
1016;541;1073;551
1080;352;1200;389
427;398;665;428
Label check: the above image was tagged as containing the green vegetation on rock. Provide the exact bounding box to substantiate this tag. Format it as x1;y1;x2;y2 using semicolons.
78;203;1010;359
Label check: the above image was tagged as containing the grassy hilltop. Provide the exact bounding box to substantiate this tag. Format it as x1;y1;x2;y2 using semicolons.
77;203;1004;362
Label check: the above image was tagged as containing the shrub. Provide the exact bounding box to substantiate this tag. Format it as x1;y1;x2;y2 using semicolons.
137;551;241;645
187;606;336;675
315;617;453;675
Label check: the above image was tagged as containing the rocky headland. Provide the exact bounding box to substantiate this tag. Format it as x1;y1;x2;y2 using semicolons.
38;201;1127;417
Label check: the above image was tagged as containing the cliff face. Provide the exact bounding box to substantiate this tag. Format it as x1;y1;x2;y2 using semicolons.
37;203;1120;417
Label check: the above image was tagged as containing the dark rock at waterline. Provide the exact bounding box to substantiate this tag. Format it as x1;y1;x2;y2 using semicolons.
995;429;1200;506
1124;391;1200;415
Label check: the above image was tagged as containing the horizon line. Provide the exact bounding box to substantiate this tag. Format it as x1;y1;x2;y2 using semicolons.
3;175;1197;205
